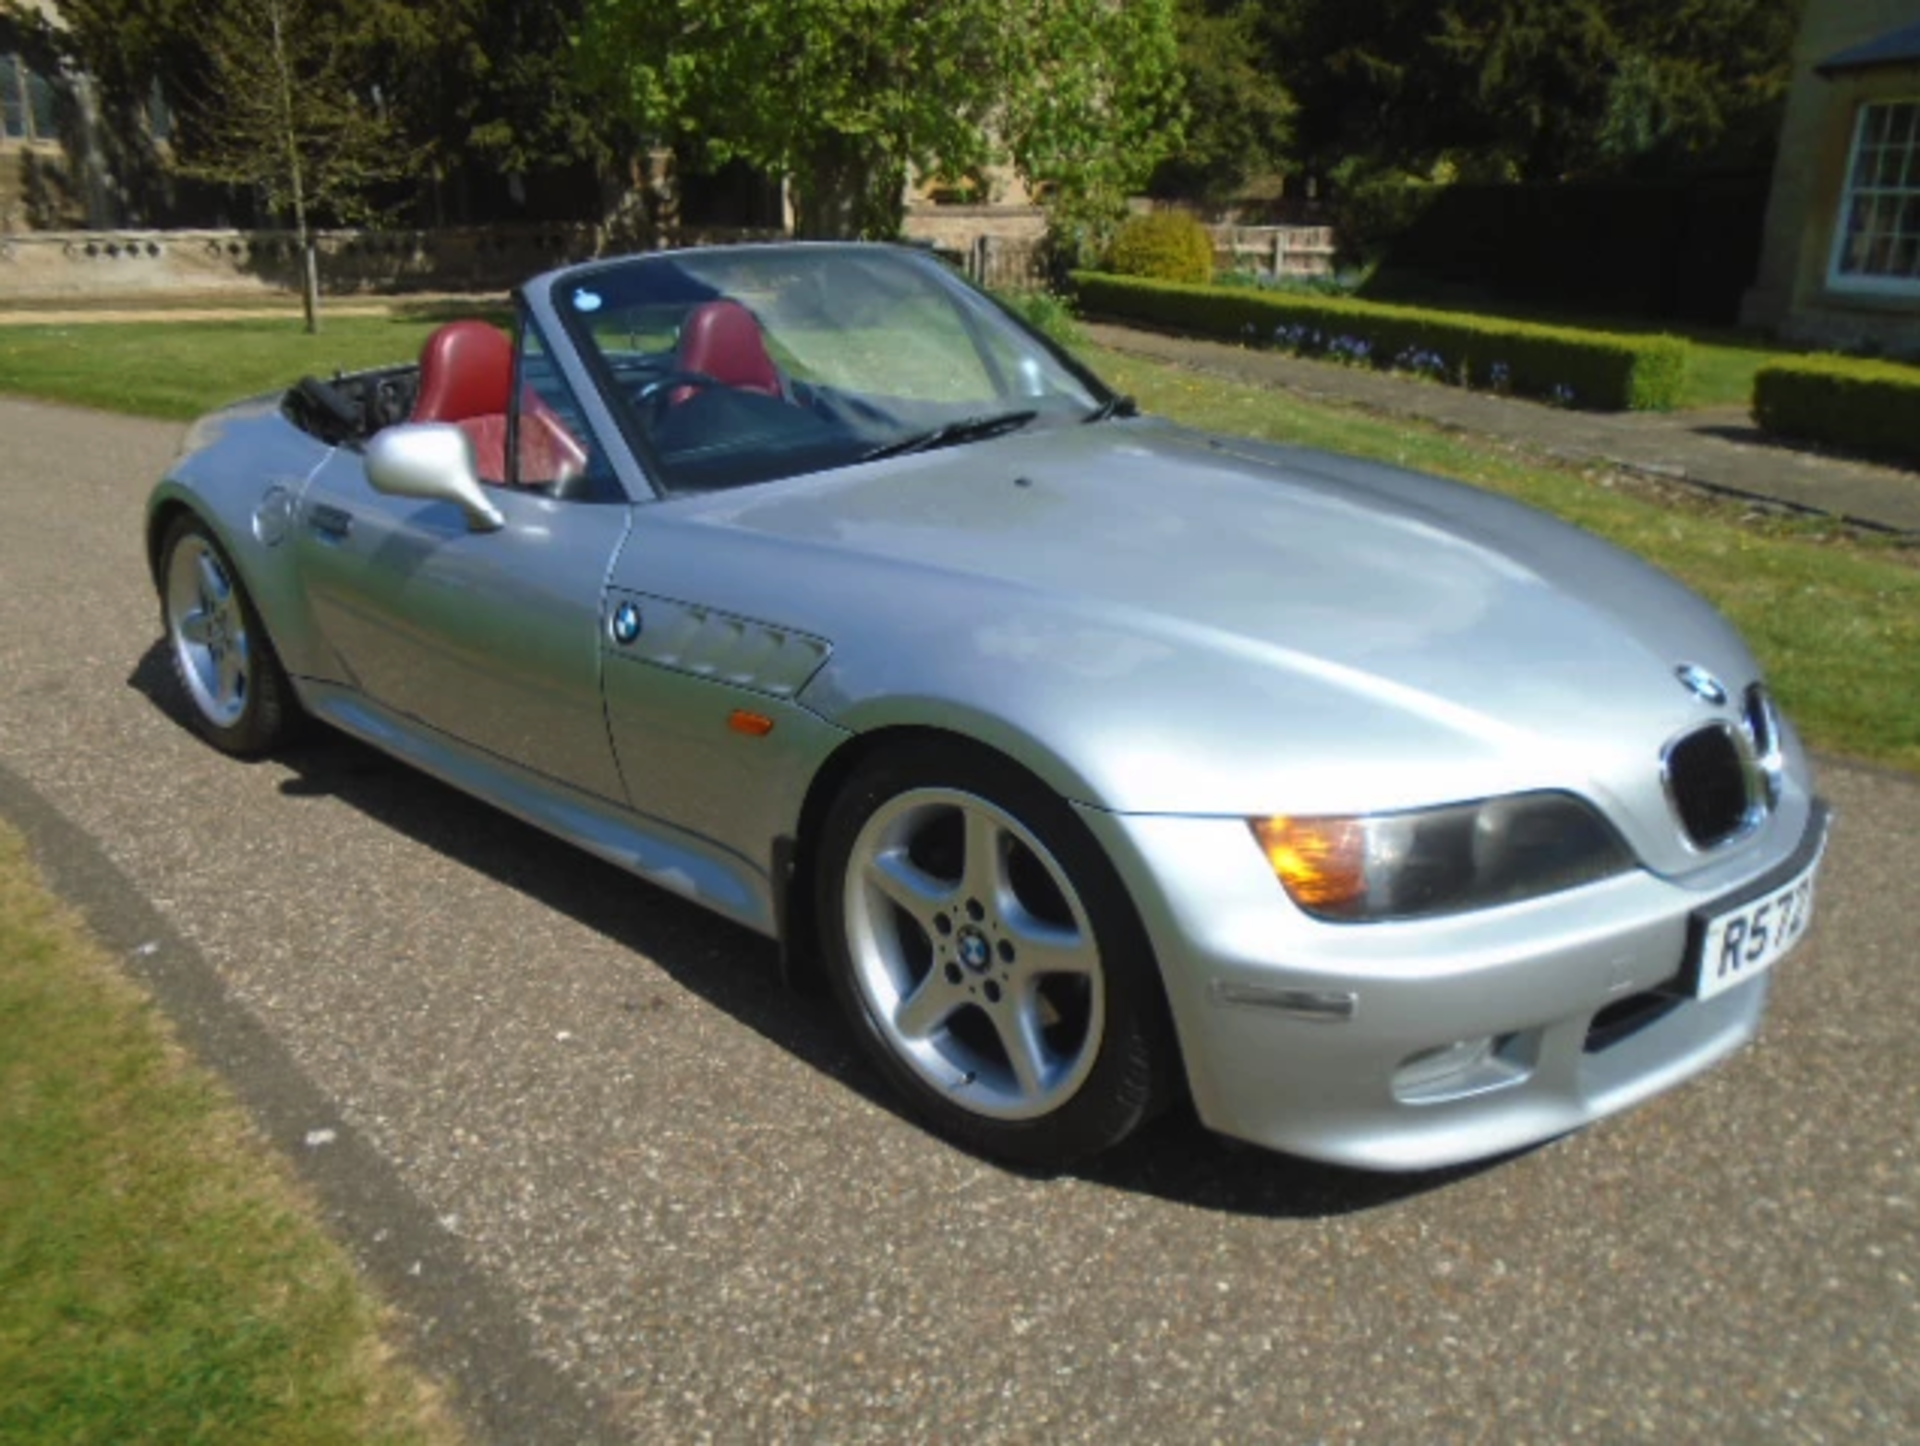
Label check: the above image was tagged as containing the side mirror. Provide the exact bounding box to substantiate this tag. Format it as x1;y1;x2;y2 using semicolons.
365;423;505;532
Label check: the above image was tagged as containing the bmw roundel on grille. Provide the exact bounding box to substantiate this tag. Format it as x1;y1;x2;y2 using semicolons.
1674;663;1729;706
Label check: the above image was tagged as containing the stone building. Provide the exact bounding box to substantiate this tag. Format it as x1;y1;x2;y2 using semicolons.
1744;0;1920;349
0;0;123;231
1;1;62;230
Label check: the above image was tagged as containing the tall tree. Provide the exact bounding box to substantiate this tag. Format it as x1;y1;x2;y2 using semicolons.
367;0;633;224
43;0;620;234
1430;0;1800;177
1010;0;1189;254
1151;0;1296;204
170;0;404;330
1263;0;1800;182
577;0;1184;246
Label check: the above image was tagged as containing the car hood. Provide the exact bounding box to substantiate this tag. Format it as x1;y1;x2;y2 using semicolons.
634;419;1779;861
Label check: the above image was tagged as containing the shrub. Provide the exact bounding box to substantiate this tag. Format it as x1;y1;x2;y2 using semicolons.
1071;272;1689;412
1752;355;1920;460
1104;211;1216;286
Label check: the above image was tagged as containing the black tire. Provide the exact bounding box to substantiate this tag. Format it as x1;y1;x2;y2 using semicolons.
157;514;298;757
816;739;1177;1167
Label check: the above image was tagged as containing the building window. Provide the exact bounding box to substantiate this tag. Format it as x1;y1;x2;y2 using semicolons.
1831;99;1920;294
1;52;55;144
148;78;173;145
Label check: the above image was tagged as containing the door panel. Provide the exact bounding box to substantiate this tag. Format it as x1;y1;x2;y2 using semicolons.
295;447;631;803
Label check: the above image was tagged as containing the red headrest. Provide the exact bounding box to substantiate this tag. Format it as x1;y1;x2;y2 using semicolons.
676;301;783;398
412;321;513;424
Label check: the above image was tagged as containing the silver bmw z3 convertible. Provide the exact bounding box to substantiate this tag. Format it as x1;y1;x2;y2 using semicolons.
146;241;1828;1170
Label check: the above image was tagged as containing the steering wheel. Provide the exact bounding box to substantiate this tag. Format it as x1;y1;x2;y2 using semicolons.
634;370;725;414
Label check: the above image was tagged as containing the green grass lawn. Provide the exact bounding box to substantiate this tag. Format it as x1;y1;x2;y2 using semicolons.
1677;333;1797;410
0;822;463;1445
0;316;451;420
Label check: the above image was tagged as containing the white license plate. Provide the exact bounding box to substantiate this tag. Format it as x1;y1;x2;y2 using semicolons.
1692;853;1821;1001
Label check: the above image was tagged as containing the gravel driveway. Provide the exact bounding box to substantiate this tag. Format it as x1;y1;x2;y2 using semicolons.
1;395;1914;1443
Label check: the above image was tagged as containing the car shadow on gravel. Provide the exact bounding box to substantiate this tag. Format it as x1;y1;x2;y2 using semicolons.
130;643;1490;1220
1069;1112;1507;1217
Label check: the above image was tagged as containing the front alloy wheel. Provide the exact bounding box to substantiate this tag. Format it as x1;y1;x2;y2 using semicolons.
819;743;1174;1165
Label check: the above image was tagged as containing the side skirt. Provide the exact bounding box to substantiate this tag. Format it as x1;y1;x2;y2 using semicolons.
300;680;780;939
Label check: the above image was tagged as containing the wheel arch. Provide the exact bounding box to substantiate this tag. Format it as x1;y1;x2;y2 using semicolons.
780;725;963;993
146;494;200;588
147;491;264;604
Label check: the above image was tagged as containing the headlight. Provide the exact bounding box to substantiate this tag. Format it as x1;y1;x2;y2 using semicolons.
1250;792;1635;922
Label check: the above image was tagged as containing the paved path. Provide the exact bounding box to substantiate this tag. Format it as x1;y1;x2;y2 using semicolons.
1;394;1916;1443
1088;321;1920;536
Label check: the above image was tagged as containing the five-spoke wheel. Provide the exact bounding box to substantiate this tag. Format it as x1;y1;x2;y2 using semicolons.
845;785;1106;1119
818;742;1174;1165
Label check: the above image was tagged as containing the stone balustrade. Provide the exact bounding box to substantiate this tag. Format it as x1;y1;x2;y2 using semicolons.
0;222;788;299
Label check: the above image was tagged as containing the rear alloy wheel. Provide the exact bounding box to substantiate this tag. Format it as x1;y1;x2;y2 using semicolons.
159;516;295;756
818;743;1174;1166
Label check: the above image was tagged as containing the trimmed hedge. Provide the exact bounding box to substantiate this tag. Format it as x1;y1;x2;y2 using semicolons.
1752;355;1920;461
1072;271;1689;413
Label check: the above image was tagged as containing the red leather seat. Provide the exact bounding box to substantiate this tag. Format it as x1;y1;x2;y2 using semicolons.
412;320;512;425
409;320;585;488
411;320;515;482
676;300;785;399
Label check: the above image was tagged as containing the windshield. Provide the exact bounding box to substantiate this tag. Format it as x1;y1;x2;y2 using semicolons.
551;245;1107;494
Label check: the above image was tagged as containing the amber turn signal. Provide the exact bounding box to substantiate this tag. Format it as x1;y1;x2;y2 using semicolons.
1250;816;1369;913
728;709;776;737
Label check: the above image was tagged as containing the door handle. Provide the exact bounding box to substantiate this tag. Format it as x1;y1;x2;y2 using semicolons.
307;504;354;541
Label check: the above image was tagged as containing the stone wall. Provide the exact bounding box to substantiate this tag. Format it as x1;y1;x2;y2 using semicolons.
0;222;796;300
1743;0;1920;348
897;208;1340;290
0;207;1329;302
1213;225;1336;279
902;205;1049;289
0;211;1069;299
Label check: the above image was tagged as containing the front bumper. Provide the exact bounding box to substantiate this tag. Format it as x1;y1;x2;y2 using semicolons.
1075;791;1828;1171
